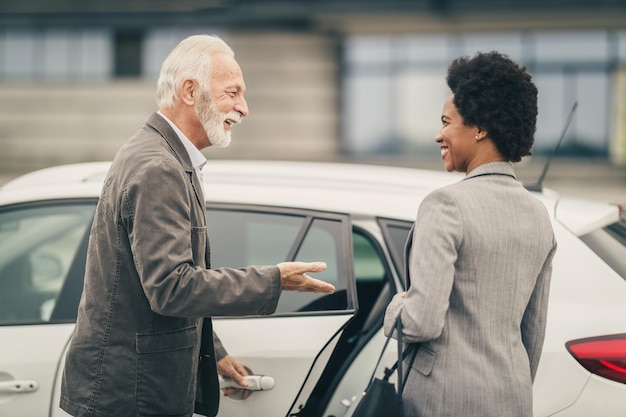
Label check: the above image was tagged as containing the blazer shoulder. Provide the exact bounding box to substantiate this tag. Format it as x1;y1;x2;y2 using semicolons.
425;180;468;202
418;185;464;218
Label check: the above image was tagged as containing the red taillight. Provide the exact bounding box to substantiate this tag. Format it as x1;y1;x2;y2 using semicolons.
566;334;626;384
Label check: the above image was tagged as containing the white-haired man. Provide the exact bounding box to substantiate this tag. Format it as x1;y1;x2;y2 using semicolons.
60;34;333;417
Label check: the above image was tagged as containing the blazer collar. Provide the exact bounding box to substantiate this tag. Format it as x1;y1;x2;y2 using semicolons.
146;112;194;173
146;112;206;209
464;161;516;181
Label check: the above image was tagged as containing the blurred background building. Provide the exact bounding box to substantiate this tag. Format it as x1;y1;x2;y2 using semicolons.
1;0;625;204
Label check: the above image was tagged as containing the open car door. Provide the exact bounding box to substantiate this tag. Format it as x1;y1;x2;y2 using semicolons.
203;204;356;417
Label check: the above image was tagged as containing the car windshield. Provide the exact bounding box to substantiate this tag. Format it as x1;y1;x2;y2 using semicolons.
579;217;626;281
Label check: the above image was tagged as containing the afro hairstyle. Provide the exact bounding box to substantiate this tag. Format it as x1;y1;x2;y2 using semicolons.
446;51;538;162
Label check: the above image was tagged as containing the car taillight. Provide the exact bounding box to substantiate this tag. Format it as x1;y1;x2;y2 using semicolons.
566;334;626;384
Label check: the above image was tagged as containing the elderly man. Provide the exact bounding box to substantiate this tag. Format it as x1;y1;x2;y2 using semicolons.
60;34;334;417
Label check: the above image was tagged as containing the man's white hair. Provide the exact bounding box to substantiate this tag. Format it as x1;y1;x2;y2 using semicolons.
156;34;234;109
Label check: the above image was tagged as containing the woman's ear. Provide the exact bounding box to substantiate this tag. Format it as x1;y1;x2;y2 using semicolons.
475;128;488;142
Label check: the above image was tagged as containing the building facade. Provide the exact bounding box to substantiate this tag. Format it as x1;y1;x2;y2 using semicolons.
1;0;625;172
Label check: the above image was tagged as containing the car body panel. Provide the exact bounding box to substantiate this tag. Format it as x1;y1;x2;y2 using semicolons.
0;324;74;416
211;315;353;416
532;219;626;415
1;160;625;417
555;196;622;236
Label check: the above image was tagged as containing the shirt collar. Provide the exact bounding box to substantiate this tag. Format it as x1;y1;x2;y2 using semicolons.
157;111;207;171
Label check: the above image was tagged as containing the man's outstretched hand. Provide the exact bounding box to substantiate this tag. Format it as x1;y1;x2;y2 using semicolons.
277;262;334;294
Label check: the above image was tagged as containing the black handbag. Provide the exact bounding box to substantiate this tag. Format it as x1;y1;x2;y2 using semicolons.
352;317;416;417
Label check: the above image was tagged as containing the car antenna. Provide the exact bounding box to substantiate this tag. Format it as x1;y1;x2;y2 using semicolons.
525;101;578;192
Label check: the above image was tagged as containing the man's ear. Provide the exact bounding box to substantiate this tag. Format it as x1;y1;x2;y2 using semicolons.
180;79;196;105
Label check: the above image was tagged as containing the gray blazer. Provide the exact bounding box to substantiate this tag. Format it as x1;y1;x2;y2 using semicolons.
384;162;556;417
61;113;281;417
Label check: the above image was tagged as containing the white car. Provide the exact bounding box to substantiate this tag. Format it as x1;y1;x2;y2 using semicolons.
0;160;625;417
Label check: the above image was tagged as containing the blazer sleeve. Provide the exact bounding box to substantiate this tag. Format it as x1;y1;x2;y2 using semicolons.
384;188;463;343
122;159;281;318
522;239;557;381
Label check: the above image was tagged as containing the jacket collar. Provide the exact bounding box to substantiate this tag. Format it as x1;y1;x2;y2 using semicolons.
146;112;195;173
146;112;206;209
463;161;516;181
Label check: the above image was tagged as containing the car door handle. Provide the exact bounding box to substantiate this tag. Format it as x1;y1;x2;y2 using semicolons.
219;375;275;391
0;380;39;393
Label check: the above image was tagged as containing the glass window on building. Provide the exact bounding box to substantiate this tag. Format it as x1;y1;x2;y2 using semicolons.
114;30;143;78
342;29;622;159
0;29;111;80
2;30;36;79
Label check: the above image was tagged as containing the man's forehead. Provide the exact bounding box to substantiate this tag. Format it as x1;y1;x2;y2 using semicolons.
210;53;243;79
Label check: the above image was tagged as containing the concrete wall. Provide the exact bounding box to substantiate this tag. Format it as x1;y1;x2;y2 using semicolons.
0;32;340;176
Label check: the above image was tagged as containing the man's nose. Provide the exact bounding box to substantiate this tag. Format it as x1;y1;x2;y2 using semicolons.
235;96;249;117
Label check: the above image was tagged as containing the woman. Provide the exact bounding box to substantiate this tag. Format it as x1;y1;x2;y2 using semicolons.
384;51;557;417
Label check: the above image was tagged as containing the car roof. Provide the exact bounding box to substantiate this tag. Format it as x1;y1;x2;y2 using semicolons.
0;160;621;236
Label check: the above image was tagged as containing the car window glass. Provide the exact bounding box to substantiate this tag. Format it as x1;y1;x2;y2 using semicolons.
282;217;350;313
580;218;626;281
206;208;351;314
351;230;390;330
377;218;412;285
294;219;344;285
0;203;94;325
205;209;303;266
353;231;385;282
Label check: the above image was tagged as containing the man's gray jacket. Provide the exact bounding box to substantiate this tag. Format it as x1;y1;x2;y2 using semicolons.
60;113;281;417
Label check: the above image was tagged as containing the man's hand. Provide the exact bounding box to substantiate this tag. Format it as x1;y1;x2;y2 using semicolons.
217;355;251;399
277;261;334;293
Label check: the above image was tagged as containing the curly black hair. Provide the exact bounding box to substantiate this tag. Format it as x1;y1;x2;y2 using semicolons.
446;51;538;162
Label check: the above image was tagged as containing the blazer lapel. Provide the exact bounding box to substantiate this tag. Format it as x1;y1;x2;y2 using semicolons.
188;169;206;213
146;113;206;211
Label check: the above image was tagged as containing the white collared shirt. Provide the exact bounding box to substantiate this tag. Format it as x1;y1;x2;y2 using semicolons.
157;111;207;195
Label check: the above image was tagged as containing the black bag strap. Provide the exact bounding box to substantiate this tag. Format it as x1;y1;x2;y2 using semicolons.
366;316;417;397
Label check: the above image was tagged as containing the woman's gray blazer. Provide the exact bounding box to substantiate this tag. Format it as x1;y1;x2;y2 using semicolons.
384;162;557;417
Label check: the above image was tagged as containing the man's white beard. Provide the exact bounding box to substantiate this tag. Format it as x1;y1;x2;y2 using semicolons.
195;91;240;148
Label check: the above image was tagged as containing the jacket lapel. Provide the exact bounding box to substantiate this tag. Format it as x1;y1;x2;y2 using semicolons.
146;113;206;211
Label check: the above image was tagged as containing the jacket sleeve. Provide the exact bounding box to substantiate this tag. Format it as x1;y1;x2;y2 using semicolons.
522;239;557;381
121;159;281;318
384;188;462;343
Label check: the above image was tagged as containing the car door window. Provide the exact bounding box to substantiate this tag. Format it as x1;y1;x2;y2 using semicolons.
377;217;413;286
345;228;393;337
0;202;95;325
353;230;386;310
206;205;355;314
